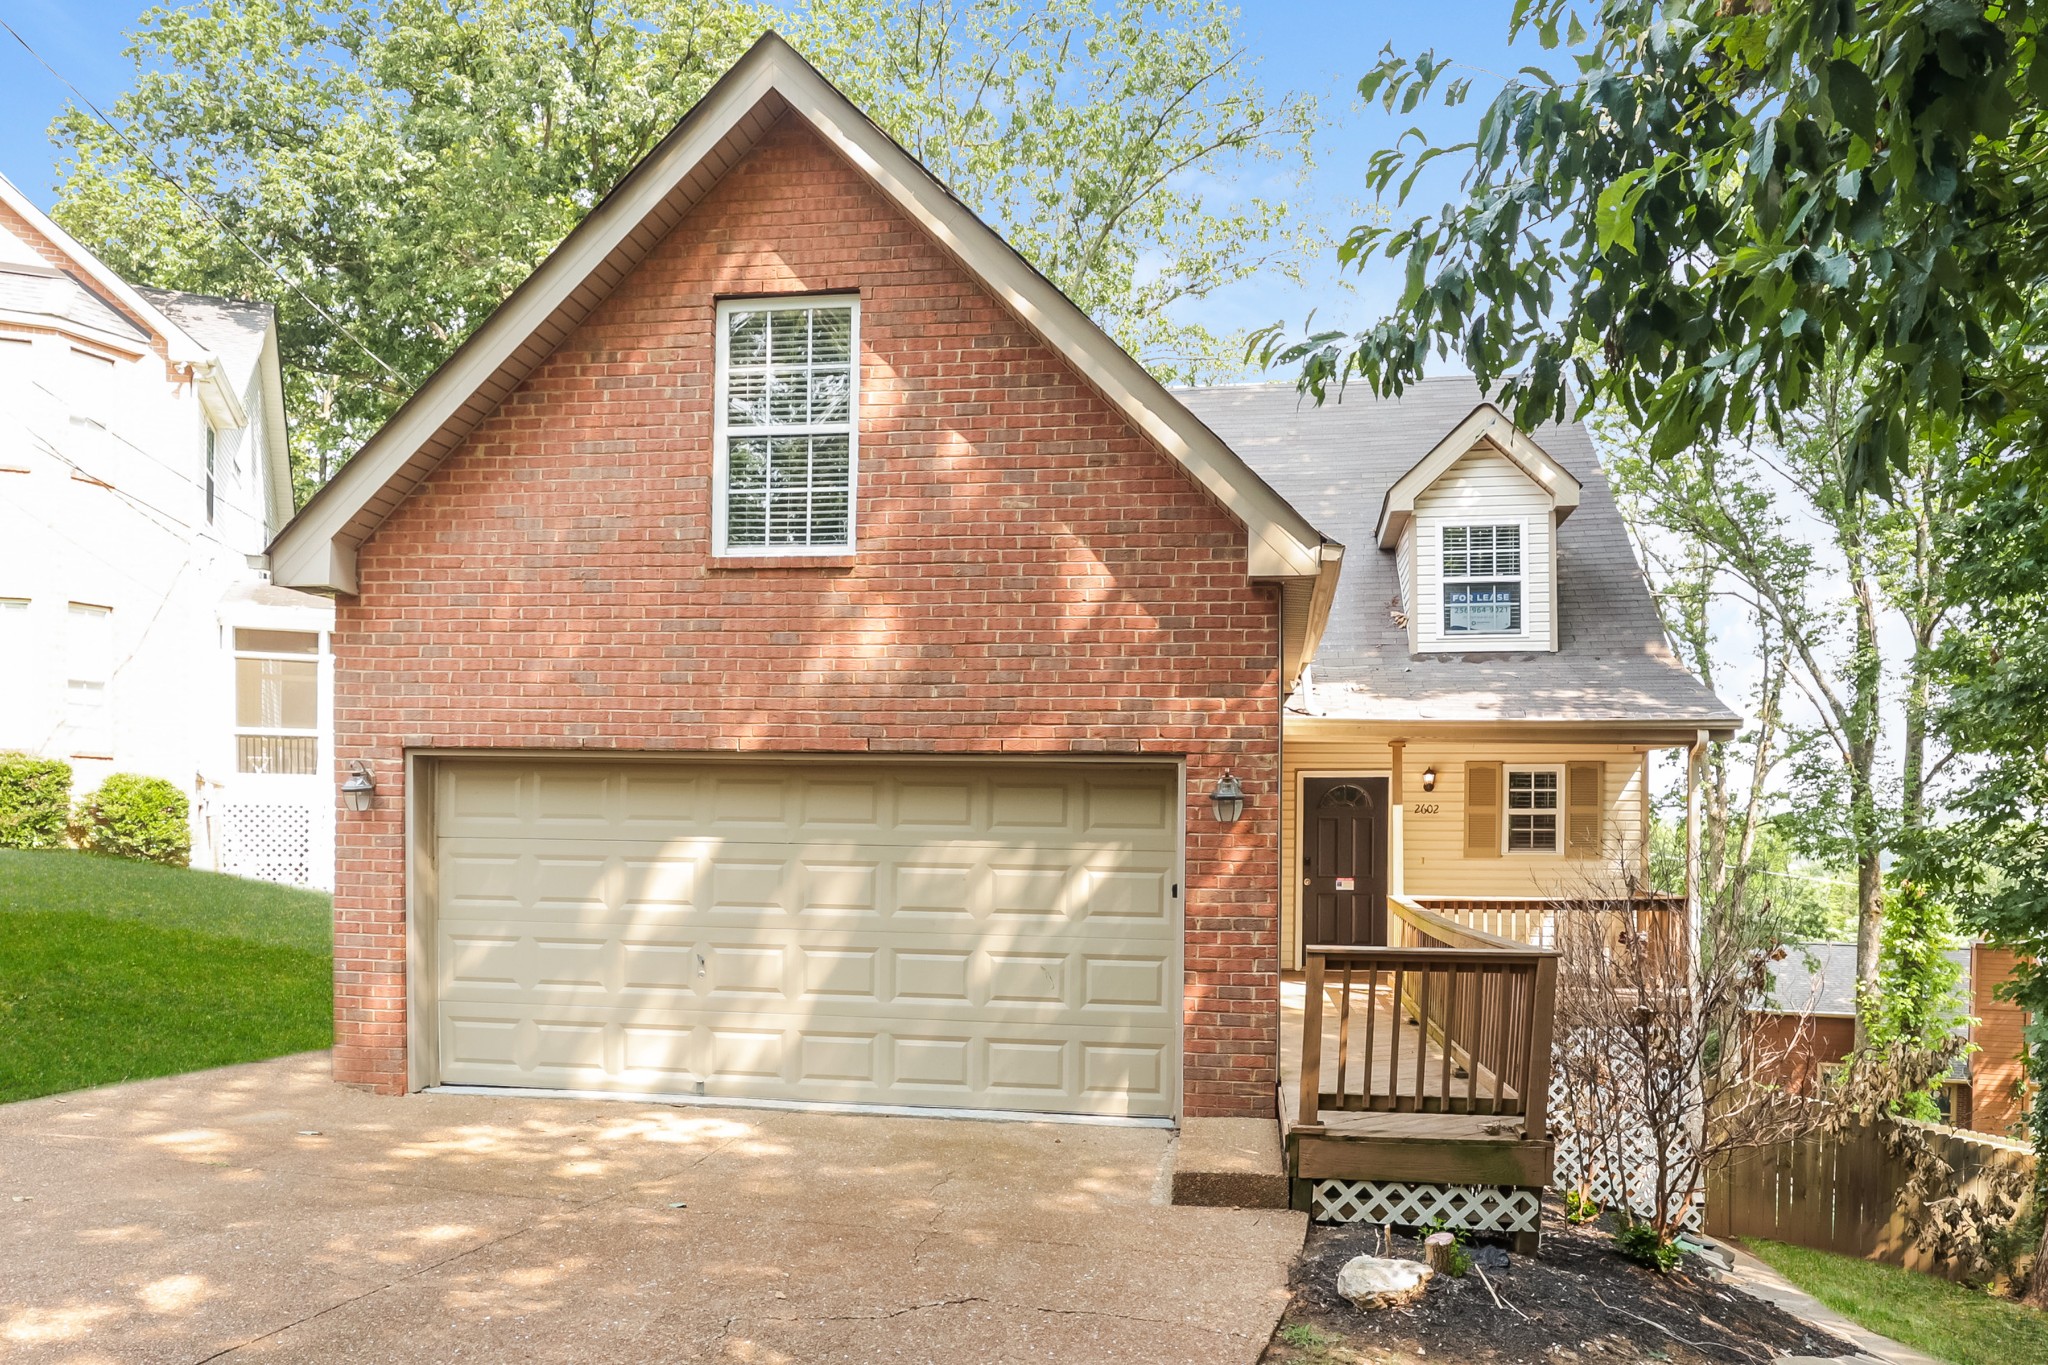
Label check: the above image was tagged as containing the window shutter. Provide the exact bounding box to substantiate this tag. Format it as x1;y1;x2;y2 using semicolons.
1566;762;1604;857
1465;762;1502;858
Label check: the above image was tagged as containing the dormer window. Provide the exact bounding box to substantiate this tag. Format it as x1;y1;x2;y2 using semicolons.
1442;523;1522;635
1375;405;1583;655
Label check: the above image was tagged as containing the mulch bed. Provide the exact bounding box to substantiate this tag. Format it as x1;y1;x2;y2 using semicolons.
1263;1202;1861;1364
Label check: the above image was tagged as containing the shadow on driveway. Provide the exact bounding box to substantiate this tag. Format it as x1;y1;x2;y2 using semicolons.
0;1053;1304;1362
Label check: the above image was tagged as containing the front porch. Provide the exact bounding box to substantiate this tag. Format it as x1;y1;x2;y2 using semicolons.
1277;892;1687;1249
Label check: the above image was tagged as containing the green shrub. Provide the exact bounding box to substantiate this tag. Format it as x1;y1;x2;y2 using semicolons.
1564;1189;1603;1224
0;753;73;850
71;774;191;867
1611;1218;1683;1273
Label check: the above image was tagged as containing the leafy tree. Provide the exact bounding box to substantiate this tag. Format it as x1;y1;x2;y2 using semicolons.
789;0;1319;382
52;0;1316;497
1926;486;2048;1302
52;0;765;499
1607;365;1962;1046
1865;875;1965;1121
1255;0;2048;496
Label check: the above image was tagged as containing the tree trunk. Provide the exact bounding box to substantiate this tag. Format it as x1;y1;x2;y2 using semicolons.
2025;1217;2048;1308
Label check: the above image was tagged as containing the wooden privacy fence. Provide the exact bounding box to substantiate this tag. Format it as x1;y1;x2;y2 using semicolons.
1707;1114;2036;1279
1298;896;1557;1129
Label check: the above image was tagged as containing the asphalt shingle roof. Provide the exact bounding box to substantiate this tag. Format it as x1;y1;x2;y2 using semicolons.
0;260;147;342
1174;377;1740;729
138;287;272;387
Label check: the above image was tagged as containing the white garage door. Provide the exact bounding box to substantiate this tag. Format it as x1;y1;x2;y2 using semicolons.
429;758;1180;1117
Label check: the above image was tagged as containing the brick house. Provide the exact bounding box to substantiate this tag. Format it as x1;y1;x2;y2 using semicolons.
272;34;1734;1218
272;34;1336;1122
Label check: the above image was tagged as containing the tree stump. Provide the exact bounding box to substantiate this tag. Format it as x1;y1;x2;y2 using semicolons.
1423;1231;1460;1277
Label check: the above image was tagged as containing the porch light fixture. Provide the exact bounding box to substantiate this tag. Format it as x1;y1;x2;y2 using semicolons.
341;760;376;813
1209;772;1245;823
1421;765;1437;793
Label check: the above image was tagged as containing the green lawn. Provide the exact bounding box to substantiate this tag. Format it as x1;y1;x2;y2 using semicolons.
0;849;333;1104
1747;1238;2048;1365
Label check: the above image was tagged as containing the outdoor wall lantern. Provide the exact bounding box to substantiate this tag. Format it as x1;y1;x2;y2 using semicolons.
1421;765;1437;793
1209;772;1245;823
342;760;377;813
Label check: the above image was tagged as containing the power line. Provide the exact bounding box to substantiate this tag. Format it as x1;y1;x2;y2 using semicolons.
0;16;407;388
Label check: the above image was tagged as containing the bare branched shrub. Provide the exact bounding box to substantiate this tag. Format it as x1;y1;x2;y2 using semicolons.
1550;871;1817;1243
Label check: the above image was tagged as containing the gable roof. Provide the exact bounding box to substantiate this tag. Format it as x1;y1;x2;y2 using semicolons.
1175;378;1740;740
267;32;1341;678
143;288;294;532
1375;402;1581;549
0;173;251;428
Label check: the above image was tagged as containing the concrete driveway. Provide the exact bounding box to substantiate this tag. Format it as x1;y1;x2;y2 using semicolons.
0;1054;1305;1363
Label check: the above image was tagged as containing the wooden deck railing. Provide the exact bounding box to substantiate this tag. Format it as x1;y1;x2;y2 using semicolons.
1411;893;1688;973
1297;895;1558;1136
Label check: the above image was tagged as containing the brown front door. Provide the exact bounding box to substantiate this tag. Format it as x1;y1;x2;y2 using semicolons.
1302;777;1389;946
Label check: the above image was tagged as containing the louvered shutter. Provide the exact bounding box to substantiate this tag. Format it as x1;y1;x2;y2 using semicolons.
1465;762;1503;857
1566;762;1604;857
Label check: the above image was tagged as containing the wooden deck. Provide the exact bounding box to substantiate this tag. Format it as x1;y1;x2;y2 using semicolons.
1281;977;1532;1141
1281;973;1553;1189
1281;896;1561;1202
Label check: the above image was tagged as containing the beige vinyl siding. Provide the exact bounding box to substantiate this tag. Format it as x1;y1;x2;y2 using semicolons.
1280;734;1649;965
1413;446;1556;654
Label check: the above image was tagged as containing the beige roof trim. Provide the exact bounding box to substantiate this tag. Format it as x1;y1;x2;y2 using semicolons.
1374;403;1582;549
269;31;1337;605
1284;714;1739;746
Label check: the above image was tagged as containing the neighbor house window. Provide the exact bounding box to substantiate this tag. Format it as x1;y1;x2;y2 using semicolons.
64;602;113;757
715;297;857;554
0;599;28;745
204;424;217;523
66;348;115;459
234;628;320;774
1505;766;1561;853
1442;523;1523;634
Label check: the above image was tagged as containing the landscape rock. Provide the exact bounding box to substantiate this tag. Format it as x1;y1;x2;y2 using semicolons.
1335;1254;1433;1310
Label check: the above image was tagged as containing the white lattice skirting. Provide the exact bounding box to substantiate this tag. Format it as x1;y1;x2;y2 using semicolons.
1312;1181;1542;1232
1549;1061;1705;1231
219;803;314;887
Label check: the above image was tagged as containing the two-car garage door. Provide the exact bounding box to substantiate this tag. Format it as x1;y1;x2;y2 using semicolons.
428;758;1180;1117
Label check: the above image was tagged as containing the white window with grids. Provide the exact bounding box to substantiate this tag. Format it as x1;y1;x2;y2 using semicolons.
714;296;858;555
1504;766;1561;853
64;602;113;758
1441;522;1524;635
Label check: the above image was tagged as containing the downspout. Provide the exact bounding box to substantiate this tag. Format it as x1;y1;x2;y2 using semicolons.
1686;728;1708;972
1274;584;1288;1121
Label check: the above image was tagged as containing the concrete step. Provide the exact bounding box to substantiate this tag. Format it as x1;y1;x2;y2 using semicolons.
1171;1117;1290;1208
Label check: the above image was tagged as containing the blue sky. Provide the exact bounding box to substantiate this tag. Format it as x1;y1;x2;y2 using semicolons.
0;1;1538;351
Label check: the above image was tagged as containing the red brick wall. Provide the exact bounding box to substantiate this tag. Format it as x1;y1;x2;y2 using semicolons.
1970;945;2032;1139
330;114;1283;1117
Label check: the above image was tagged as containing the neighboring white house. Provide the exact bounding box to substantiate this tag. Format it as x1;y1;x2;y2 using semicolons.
0;173;334;889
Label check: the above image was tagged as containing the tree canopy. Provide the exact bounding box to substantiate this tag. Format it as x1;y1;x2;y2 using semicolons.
1257;0;2048;495
54;0;763;493
50;0;1316;497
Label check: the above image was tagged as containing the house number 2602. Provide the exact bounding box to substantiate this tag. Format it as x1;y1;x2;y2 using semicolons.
1410;802;1440;815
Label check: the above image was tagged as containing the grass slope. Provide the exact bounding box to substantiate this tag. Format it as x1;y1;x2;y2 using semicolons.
1748;1239;2048;1365
0;849;332;1103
